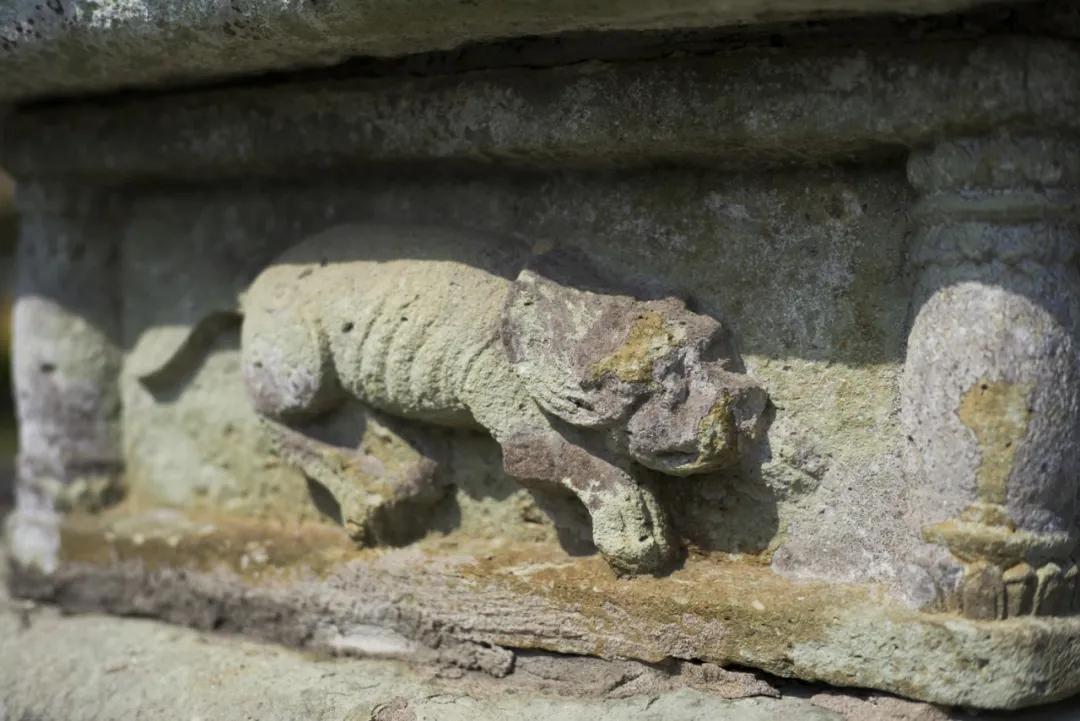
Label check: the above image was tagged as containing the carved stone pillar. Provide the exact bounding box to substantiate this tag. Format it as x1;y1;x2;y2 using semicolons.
902;135;1080;618
8;184;123;569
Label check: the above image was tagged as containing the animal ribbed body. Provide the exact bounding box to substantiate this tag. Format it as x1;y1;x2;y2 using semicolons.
322;252;511;427
242;226;522;430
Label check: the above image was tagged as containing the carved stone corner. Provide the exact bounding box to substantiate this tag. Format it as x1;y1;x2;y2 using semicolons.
11;185;126;520
901;133;1080;618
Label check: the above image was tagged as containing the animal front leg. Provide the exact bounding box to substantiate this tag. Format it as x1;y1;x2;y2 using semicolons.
502;429;676;574
461;344;676;574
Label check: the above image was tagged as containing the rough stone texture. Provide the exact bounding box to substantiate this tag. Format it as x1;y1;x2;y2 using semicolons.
0;0;1043;103
901;135;1080;617
0;545;821;721
0;587;950;721
7;537;1080;720
3;5;1080;712
103;167;920;601
7;184;124;573
239;224;767;573
5;35;1079;180
9;163;1080;706
13;511;1080;710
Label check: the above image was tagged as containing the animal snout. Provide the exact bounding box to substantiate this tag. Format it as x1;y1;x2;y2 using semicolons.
630;375;769;477
726;382;770;440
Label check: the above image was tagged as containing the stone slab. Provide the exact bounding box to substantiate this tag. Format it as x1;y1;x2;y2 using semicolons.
4;35;1078;181
8;534;1080;720
0;557;810;721
10;510;1080;711
0;0;1039;103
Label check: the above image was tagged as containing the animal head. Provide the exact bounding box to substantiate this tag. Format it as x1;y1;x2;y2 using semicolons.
504;263;769;476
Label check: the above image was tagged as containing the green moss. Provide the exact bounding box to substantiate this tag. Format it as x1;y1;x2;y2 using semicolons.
588;310;676;384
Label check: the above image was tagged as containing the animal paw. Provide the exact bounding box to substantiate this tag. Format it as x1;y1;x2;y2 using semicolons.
585;481;676;575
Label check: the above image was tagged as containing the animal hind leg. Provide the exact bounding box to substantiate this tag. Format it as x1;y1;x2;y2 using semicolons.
260;402;443;545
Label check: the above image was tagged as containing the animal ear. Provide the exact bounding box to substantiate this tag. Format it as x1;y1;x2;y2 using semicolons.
503;265;648;428
240;266;342;421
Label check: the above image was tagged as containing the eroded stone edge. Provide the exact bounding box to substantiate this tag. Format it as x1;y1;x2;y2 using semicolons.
4;36;1078;181
8;512;1080;710
0;0;1012;103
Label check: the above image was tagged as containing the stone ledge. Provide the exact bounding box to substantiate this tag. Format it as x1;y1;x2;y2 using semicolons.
10;510;1080;710
0;602;833;721
0;0;1034;103
3;35;1077;182
0;533;951;721
9;542;1080;721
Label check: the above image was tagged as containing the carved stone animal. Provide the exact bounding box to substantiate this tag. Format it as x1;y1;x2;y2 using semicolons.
241;224;769;573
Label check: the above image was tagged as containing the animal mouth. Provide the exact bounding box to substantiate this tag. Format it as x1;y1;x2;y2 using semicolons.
647;450;705;474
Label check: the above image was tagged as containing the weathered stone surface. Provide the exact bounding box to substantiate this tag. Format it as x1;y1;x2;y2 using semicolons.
4;4;1080;712
903;134;1080;616
7;184;124;573
0;549;825;721
86;164;921;601
10;536;1080;720
12;511;1080;710
5;36;1079;181
239;224;767;573
0;0;1044;103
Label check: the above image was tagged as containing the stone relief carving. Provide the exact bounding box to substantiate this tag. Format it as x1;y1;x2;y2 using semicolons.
239;224;770;573
903;135;1080;618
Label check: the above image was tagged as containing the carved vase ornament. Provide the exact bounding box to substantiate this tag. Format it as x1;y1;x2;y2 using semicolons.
240;224;770;573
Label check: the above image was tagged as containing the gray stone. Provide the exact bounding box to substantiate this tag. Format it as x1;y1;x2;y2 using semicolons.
3;1;1080;712
4;35;1079;181
0;552;837;721
0;0;1045;103
902;134;1080;616
7;184;124;573
12;511;1080;710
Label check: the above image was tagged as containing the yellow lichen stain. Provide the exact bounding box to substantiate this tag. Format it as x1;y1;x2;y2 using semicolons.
696;393;736;460
956;379;1034;505
923;380;1044;610
458;542;881;673
589;310;679;383
48;507;979;699
58;507;360;584
923;509;1074;568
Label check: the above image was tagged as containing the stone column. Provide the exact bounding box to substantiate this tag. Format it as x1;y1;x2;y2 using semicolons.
7;183;123;570
902;135;1080;619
